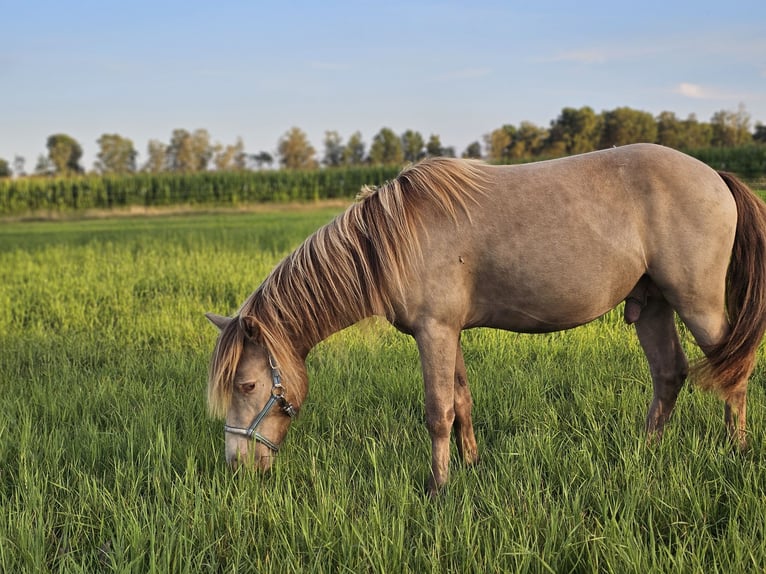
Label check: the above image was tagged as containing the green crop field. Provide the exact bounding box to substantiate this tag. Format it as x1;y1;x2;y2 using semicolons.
2;206;766;573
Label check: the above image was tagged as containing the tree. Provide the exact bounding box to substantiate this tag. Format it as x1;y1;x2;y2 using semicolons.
655;111;684;149
680;114;712;149
484;125;515;162
47;134;83;175
213;138;246;171
755;123;766;144
509;121;547;158
401;130;425;163
34;154;54;176
0;158;10;178
277;127;317;169
711;105;752;147
144;140;168;173
426;134;442;157
424;135;456;158
600;107;657;148
656;112;714;149
167;129;213;172
95;133;137;174
13;156;26;177
322;131;344;168
250;151;274;170
546;106;602;155
462;141;482;159
342;132;366;166
368;128;403;166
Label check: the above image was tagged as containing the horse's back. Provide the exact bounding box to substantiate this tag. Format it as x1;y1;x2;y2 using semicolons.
404;144;736;333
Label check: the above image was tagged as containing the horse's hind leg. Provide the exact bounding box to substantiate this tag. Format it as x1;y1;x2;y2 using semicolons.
725;385;748;448
454;337;479;465
634;295;689;439
675;305;749;448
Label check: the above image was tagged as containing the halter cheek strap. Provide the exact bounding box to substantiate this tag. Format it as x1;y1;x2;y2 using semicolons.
223;355;297;452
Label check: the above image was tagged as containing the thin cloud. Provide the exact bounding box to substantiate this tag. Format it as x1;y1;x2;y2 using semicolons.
675;82;707;99
673;82;750;101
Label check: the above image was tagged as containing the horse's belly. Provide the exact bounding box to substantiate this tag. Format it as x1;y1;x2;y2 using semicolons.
468;302;601;333
465;262;642;333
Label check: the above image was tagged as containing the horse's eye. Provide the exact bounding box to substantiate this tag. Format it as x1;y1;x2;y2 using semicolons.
239;383;256;394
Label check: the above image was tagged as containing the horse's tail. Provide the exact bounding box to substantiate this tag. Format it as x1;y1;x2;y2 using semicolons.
694;171;766;398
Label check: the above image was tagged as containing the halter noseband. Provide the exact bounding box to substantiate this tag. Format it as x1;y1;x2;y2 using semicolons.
223;354;297;452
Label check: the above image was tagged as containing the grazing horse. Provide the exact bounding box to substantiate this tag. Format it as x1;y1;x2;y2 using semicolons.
206;143;766;493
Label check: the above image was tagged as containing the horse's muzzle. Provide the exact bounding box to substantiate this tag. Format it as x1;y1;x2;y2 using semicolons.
226;441;276;472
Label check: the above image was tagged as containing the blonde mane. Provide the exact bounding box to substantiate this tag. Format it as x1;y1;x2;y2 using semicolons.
207;157;489;416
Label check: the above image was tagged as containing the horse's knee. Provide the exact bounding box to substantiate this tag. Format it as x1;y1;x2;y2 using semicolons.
426;408;455;437
655;369;686;396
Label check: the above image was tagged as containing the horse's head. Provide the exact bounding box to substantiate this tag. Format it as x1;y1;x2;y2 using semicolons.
205;312;301;471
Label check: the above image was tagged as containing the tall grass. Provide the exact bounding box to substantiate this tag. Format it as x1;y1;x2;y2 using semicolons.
1;209;765;572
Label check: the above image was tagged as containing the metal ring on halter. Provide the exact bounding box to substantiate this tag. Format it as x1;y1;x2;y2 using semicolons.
223;354;297;452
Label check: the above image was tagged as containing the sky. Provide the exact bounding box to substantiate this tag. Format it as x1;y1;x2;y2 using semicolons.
2;0;765;171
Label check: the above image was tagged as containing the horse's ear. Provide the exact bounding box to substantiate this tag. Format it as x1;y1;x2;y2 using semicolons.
205;312;232;332
239;315;261;340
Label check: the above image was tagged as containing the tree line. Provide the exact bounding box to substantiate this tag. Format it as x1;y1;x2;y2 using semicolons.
1;105;764;178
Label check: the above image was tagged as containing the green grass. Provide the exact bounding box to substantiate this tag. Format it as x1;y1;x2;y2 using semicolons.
1;208;765;573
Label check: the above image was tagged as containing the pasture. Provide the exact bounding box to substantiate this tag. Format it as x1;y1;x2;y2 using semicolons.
2;206;766;572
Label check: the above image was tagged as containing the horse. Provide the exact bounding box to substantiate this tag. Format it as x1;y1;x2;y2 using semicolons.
205;143;766;494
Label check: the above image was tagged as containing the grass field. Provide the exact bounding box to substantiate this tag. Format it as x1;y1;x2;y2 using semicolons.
2;206;766;573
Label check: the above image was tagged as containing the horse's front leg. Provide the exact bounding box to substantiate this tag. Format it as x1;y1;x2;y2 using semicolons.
415;321;459;495
454;337;479;465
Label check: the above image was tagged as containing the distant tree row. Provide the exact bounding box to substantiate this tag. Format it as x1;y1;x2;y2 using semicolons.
483;105;763;162
2;105;765;178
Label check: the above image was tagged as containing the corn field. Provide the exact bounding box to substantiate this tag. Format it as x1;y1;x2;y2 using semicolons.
0;166;401;216
1;146;764;216
686;145;766;182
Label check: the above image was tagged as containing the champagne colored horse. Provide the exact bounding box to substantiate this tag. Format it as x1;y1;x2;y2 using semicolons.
206;144;766;493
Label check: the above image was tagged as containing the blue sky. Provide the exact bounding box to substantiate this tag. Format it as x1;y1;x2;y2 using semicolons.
2;0;765;170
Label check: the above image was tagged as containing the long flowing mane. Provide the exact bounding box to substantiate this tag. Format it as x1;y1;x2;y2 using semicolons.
208;157;489;416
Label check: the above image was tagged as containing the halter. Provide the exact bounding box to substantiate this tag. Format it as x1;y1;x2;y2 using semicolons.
223;355;297;452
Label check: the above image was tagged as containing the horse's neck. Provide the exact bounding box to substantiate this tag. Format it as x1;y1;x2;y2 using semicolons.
264;209;395;357
276;274;383;359
281;320;356;365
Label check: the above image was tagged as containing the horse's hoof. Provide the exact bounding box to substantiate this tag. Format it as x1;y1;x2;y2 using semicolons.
425;477;447;498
